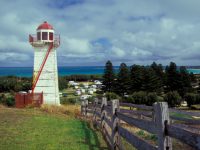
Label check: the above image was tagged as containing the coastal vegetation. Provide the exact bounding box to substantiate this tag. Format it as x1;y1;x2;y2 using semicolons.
102;60;200;109
0;61;200;109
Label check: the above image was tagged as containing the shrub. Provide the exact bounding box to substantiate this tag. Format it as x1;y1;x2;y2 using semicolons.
6;97;15;106
87;96;94;102
196;94;200;104
185;93;200;108
60;97;77;104
146;93;159;106
184;93;196;107
131;91;147;104
0;94;7;104
0;94;15;107
105;92;120;101
164;91;181;107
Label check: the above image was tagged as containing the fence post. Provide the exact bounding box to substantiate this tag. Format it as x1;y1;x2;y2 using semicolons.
101;97;107;132
111;99;121;150
85;99;88;116
81;100;85;115
154;102;172;150
93;98;98;126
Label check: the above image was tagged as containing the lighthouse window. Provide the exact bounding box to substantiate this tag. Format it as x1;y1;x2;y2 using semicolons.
49;32;53;40
42;32;48;40
37;32;41;40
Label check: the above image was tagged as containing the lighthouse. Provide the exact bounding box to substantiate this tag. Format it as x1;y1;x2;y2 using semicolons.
29;21;60;105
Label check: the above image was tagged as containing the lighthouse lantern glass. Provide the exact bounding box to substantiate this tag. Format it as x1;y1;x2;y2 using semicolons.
42;32;48;40
49;32;53;40
37;32;41;41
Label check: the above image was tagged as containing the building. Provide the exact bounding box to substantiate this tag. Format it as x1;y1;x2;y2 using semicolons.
29;21;60;105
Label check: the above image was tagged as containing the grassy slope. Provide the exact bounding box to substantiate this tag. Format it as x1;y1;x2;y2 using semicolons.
0;106;108;150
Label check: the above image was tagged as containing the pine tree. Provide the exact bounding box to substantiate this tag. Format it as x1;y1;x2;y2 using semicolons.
116;63;130;96
130;65;144;92
179;66;192;96
165;62;182;92
150;62;164;81
102;60;115;93
141;68;162;93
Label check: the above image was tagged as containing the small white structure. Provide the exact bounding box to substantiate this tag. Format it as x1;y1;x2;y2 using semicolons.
69;81;79;86
69;81;75;85
59;92;63;97
29;21;60;105
81;89;86;93
84;85;89;89
19;91;27;94
74;86;79;89
95;81;102;85
91;85;97;89
92;88;97;92
80;95;91;100
88;90;94;95
75;90;81;96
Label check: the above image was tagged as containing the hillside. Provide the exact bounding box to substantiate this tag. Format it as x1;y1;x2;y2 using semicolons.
0;105;108;150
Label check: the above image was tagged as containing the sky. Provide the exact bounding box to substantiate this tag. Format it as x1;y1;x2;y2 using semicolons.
0;0;200;67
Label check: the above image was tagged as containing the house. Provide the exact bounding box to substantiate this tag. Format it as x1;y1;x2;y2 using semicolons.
75;90;81;96
88;90;94;95
81;89;86;93
91;85;97;88
80;95;92;100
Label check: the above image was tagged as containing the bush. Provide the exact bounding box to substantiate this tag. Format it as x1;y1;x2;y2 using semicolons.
6;97;15;106
184;93;196;107
126;92;161;106
146;93;159;106
0;94;15;107
131;91;147;104
105;92;120;101
185;93;200;108
59;77;68;90
164;91;181;107
60;97;77;104
0;94;7;104
87;96;95;102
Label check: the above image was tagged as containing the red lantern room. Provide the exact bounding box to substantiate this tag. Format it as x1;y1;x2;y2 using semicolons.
29;21;60;47
36;21;54;42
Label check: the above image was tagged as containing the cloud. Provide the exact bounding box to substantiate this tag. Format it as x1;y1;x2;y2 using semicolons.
61;37;92;54
0;0;200;66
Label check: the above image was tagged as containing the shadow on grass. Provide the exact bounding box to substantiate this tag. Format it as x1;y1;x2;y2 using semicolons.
81;121;109;150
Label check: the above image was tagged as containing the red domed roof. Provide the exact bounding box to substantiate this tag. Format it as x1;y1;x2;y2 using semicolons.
37;21;53;30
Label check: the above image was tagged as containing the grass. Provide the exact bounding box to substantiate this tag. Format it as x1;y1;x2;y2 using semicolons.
0;105;108;150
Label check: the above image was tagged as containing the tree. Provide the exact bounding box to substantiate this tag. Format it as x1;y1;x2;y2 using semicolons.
165;62;182;92
141;68;162;93
102;60;115;93
130;65;144;92
150;62;164;85
59;76;68;90
164;91;182;107
116;63;130;96
130;65;162;93
179;66;192;96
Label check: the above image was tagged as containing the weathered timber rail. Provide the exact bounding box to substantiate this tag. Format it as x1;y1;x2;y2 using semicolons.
81;98;200;150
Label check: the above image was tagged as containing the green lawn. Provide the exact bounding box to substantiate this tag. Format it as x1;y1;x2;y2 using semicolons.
0;107;108;150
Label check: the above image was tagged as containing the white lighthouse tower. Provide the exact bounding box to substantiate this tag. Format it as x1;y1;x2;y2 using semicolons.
29;21;60;105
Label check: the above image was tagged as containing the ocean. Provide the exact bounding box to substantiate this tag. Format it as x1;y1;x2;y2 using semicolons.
0;66;199;77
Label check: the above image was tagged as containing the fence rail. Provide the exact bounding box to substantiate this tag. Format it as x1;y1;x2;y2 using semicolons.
81;98;200;150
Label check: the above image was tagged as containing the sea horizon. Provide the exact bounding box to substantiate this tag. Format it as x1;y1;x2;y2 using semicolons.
0;66;200;77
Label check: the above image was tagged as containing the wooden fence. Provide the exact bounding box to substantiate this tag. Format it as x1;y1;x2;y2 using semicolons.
81;98;200;150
